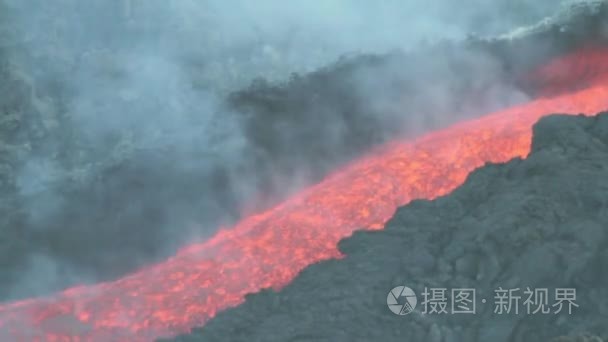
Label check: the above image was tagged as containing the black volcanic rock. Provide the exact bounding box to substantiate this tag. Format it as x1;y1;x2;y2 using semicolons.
1;0;607;302
163;113;608;342
221;0;608;214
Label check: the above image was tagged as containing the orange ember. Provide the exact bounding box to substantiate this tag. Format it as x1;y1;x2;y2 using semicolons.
1;47;608;341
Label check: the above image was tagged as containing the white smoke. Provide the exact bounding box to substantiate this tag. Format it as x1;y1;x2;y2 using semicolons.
0;0;567;301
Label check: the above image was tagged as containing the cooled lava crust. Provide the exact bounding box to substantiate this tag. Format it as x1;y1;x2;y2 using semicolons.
1;1;608;341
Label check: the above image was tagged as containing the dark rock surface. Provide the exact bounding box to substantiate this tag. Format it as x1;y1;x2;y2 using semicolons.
209;0;608;217
1;1;607;302
163;113;608;342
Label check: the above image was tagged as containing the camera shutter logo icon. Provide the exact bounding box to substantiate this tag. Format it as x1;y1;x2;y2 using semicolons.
387;286;417;315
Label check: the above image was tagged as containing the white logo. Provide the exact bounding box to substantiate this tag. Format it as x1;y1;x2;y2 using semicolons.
387;286;417;315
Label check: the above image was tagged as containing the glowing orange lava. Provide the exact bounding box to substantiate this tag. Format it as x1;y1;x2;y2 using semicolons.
1;47;608;342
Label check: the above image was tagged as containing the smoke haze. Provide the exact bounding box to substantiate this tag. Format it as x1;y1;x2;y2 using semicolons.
0;0;563;301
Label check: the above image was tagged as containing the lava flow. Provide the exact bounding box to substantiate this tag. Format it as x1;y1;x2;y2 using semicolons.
2;47;608;342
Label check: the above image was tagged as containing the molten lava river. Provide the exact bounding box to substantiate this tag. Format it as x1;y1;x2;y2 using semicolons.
1;47;608;341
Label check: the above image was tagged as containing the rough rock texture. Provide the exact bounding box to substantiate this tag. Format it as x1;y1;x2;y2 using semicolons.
1;1;607;302
164;113;608;342
222;0;608;217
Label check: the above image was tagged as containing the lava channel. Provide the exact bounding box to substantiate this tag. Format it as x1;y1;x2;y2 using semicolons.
1;47;608;342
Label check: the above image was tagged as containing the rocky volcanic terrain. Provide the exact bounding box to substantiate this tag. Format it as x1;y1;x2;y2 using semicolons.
1;4;607;342
2;1;604;302
165;113;608;342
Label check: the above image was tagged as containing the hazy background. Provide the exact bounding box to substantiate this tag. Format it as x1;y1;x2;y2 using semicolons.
0;0;563;301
